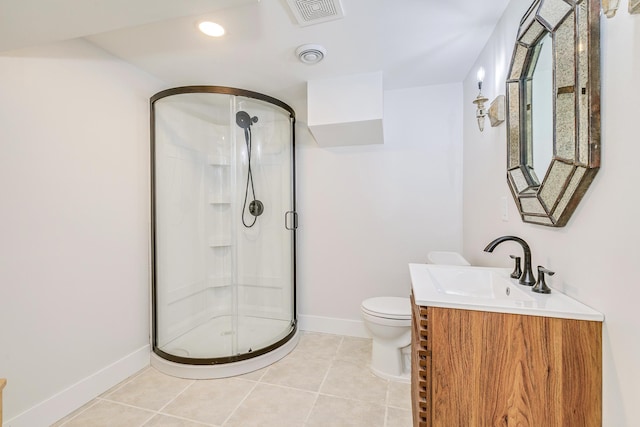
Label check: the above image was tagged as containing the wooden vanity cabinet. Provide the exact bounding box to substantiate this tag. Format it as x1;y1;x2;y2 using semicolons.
410;294;602;427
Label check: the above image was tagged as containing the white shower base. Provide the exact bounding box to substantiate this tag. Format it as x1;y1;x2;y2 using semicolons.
152;315;298;379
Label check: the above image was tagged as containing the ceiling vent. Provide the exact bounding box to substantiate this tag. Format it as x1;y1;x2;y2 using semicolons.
285;0;345;26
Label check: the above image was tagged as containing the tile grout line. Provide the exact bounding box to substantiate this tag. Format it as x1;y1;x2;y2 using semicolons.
219;377;262;426
302;335;344;425
54;400;101;426
100;376;216;427
82;398;159;427
147;376;201;425
154;377;197;414
384;379;391;427
154;408;220;427
138;411;158;427
94;397;160;413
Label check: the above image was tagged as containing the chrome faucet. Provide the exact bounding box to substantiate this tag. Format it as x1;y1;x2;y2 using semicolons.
484;236;536;286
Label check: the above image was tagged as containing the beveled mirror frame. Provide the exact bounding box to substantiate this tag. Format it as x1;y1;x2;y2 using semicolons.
506;0;600;227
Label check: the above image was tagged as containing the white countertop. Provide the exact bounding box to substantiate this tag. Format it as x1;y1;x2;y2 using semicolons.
409;263;604;322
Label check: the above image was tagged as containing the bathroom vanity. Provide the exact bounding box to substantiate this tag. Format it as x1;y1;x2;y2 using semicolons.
409;264;603;427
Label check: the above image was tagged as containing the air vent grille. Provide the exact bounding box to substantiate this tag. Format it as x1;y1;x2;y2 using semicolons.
285;0;345;26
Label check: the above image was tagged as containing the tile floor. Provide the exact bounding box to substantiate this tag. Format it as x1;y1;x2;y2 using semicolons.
52;332;412;427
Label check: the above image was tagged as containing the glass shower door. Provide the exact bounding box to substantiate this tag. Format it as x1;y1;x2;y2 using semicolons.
232;96;295;356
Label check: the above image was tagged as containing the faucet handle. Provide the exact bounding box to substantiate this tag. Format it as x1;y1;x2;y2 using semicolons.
509;255;522;279
532;266;554;294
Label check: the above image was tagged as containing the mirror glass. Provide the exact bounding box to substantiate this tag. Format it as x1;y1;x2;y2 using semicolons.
505;0;600;227
530;32;553;181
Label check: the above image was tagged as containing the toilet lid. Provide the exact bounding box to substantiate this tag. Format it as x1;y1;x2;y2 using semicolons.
361;297;411;320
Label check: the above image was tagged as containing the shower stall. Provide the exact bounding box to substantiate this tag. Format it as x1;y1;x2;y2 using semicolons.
150;86;298;378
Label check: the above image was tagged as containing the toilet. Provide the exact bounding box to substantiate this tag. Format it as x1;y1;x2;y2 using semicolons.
362;251;470;382
361;296;412;382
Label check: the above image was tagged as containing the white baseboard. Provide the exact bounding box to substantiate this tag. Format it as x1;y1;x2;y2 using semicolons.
298;314;371;338
5;345;150;427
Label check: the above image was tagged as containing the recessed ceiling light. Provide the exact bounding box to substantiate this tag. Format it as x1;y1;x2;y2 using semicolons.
198;21;225;37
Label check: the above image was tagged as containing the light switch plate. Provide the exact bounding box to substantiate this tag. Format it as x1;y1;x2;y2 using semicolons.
501;196;509;221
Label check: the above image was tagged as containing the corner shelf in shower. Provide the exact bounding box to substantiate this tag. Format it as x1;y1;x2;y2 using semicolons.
207;155;231;166
208;275;233;287
168;279;227;302
208;197;231;205
209;238;232;248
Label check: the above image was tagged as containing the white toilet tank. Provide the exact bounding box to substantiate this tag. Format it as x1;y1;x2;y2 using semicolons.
427;251;470;266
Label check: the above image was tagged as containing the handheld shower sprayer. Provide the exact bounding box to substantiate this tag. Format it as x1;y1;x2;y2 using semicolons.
236;110;262;228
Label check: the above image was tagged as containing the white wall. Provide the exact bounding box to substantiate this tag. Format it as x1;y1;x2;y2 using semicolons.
463;1;640;425
0;41;464;422
0;39;163;424
297;83;464;335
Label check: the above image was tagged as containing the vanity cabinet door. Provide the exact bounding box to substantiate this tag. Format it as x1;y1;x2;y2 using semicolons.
411;294;430;427
428;307;602;427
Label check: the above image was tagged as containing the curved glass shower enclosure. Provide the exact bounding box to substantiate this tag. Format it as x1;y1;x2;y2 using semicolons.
150;86;297;377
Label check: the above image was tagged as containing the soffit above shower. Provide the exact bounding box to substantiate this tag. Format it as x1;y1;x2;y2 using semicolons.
284;0;345;26
307;71;384;147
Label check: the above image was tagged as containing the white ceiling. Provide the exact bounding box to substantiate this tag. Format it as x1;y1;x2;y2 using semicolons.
1;0;511;121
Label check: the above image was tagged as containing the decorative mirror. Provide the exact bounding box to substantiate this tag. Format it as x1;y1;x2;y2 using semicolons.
506;0;600;227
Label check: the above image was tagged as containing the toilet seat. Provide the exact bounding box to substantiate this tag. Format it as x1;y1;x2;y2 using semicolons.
361;297;411;320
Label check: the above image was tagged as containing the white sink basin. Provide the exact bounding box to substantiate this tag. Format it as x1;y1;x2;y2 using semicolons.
428;267;534;301
410;264;603;321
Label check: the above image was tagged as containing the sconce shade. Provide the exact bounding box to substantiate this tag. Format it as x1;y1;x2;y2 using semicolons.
602;0;620;17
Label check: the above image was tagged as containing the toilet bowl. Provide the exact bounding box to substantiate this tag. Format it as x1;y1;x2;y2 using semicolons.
361;252;469;381
361;296;412;382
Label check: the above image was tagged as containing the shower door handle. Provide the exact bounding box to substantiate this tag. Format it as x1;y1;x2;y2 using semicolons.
285;211;298;230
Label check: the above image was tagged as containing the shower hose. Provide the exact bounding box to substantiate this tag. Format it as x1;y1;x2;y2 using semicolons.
241;125;258;228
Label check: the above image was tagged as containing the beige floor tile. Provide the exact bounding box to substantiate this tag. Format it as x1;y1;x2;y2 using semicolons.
161;378;254;425
142;414;214;426
385;407;413;427
306;395;385;427
292;332;342;359
260;352;332;391
335;337;372;365
224;383;316;427
54;334;401;427
104;368;193;411
60;400;154;427
235;366;267;381
320;359;388;404
387;380;411;409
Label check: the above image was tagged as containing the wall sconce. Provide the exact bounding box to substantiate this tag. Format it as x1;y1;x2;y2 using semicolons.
602;0;620;17
473;67;489;132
